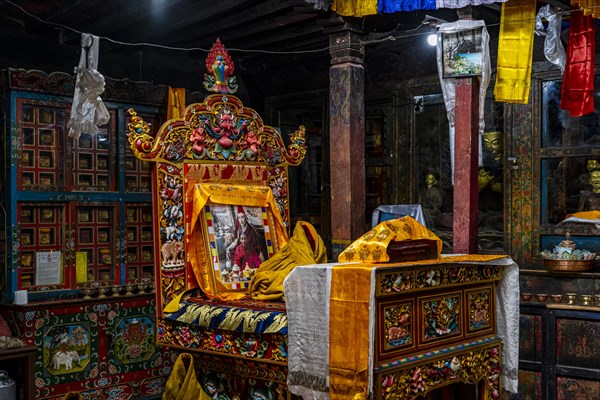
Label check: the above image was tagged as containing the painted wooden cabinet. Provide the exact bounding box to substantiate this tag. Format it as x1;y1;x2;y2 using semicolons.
159;259;508;400
519;303;600;400
0;69;204;399
1;294;173;399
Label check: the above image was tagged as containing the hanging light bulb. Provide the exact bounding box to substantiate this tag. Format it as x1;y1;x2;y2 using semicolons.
427;33;437;47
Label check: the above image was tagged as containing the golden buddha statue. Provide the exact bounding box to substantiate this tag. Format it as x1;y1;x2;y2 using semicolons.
482;131;503;162
479;131;504;232
418;172;444;228
578;169;600;211
573;158;599;194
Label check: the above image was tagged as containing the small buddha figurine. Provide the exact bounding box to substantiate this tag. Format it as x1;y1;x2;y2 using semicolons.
418;172;444;228
578;169;600;211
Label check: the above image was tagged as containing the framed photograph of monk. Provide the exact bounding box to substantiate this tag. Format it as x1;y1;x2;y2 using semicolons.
203;204;274;290
442;27;483;78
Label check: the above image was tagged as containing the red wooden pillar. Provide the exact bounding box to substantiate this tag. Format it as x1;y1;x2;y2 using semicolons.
328;27;366;259
453;78;480;254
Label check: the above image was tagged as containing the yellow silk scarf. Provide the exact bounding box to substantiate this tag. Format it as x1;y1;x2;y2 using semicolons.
494;0;536;104
249;221;326;301
329;264;373;400
332;0;378;17
573;0;600;18
338;216;442;263
328;253;507;400
167;86;186;119
163;353;211;400
189;183;288;300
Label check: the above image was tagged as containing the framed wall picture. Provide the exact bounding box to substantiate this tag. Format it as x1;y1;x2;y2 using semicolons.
442;27;483;78
203;204;275;291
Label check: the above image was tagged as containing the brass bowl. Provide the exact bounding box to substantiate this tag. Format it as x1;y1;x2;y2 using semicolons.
544;259;592;272
97;286;110;298
520;293;533;301
535;293;548;302
550;294;563;303
81;287;96;299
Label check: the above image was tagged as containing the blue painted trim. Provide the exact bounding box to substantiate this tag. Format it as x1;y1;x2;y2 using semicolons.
373;336;500;371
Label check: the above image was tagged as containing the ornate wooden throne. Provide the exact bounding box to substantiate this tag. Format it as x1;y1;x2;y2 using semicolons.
127;39;306;399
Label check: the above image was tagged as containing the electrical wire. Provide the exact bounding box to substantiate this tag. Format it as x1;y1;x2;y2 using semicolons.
4;0;330;55
4;0;584;55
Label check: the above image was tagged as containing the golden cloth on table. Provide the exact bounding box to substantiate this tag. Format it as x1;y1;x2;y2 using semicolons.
560;210;600;225
287;216;508;400
286;254;511;400
249;221;326;301
167;86;186;119
494;0;536;104
338;216;442;263
566;210;600;220
189;183;288;300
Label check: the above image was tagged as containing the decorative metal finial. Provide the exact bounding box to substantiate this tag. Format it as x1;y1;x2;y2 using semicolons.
203;38;238;94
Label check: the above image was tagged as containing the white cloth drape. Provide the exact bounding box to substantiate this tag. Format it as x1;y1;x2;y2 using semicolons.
67;33;110;140
436;20;491;181
535;4;566;72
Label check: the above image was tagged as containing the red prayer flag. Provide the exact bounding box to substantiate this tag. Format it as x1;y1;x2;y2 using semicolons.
560;9;595;117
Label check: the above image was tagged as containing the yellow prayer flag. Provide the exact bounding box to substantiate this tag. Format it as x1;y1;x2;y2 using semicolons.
494;0;536;104
167;86;186;120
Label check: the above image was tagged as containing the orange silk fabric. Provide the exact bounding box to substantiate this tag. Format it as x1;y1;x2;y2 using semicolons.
188;183;288;300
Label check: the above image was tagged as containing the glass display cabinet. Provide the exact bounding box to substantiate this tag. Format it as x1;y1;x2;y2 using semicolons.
410;89;505;254
506;70;600;266
536;76;600;255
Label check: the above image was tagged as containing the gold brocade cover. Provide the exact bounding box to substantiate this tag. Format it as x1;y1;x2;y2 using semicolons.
338;216;442;263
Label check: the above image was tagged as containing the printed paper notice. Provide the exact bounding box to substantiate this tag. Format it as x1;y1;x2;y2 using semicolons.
35;251;62;286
